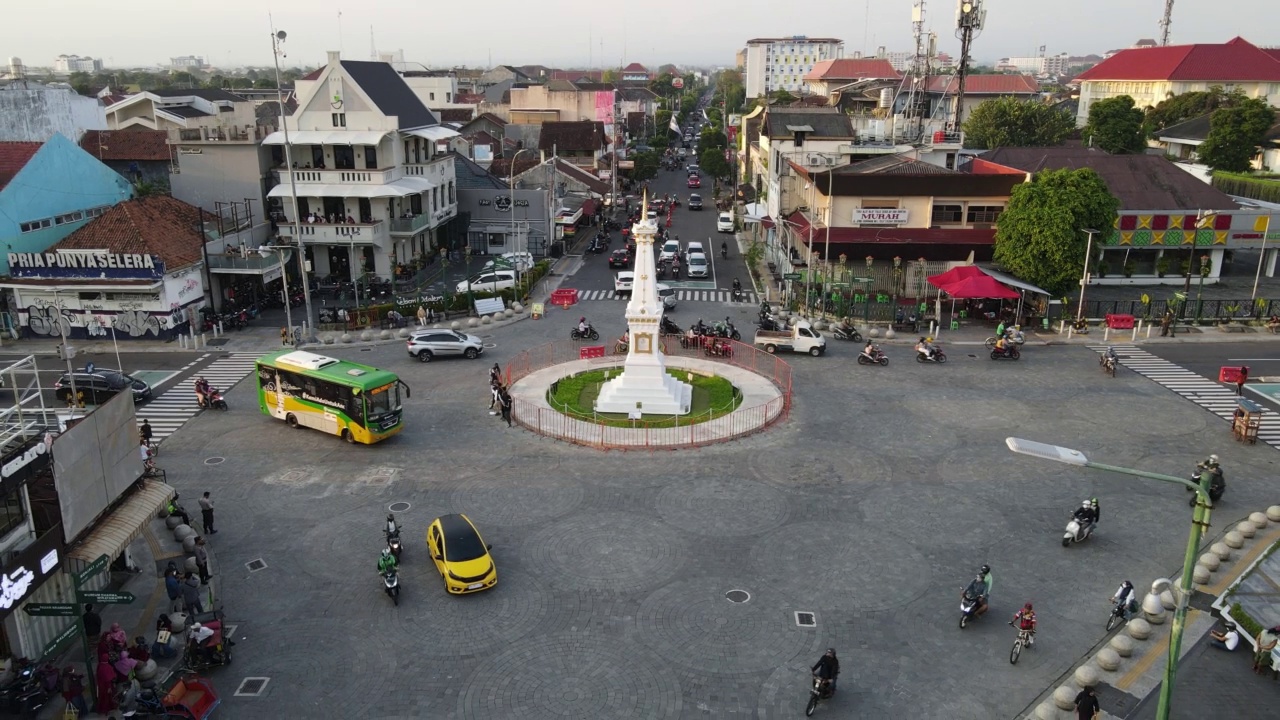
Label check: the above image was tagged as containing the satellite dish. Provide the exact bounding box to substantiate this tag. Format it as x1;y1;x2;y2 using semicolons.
275;31;287;41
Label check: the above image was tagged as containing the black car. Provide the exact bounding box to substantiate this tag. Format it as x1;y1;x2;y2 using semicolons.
608;249;632;268
55;369;152;405
688;194;703;210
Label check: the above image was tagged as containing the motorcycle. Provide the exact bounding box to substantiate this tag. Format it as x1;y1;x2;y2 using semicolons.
990;345;1021;361
1106;595;1139;631
804;675;835;716
660;318;682;336
383;569;400;606
706;339;733;358
0;661;54;716
959;587;982;629
1100;353;1118;377
386;525;403;560
199;388;228;411
916;346;947;363
571;325;600;341
857;346;889;366
1187;465;1225;506
117;678;167;718
832;324;863;342
731;287;744;302
1063;514;1095;547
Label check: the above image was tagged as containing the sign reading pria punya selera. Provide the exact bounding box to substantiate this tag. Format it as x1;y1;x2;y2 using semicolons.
8;252;156;270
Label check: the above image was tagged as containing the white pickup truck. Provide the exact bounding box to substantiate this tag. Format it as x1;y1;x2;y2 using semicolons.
754;321;827;356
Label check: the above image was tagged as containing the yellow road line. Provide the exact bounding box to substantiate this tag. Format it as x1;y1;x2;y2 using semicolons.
1208;525;1280;595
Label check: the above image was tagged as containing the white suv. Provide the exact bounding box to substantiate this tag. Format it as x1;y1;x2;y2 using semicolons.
615;271;634;296
717;213;734;233
407;330;484;362
659;240;680;263
456;270;516;293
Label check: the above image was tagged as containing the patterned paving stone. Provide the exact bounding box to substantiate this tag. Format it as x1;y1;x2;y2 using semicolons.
524;512;685;592
654;476;790;536
450;476;585;528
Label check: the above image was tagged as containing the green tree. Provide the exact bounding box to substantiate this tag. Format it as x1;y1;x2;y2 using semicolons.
206;74;227;89
601;69;618;84
700;127;726;152
1198;99;1277;173
1083;96;1146;154
229;77;253;89
992;168;1120;295
1144;87;1232;136
629;150;660;182
962;97;1074;149
768;89;797;105
253;77;276;89
699;147;730;179
68;72;92;96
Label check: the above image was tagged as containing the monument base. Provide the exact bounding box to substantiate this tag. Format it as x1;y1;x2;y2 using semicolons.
594;366;692;416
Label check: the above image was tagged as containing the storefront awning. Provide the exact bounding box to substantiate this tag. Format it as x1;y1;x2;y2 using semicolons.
267;176;436;199
262;130;389;146
68;480;174;564
404;126;461;142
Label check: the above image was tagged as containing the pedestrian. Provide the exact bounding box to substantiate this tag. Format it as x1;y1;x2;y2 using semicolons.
499;388;513;428
198;491;216;534
194;537;210;585
417;305;427;327
61;666;88;717
165;569;182;613
1159;309;1172;337
489;381;502;415
82;603;102;638
139;419;153;445
1252;625;1278;673
1209;623;1239;651
489;362;502;387
280;326;289;346
94;658;116;713
1236;365;1249;396
152;614;177;658
182;572;204;615
1072;685;1100;720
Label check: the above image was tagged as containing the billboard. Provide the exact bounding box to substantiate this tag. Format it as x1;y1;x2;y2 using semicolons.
53;392;143;543
672;78;684;89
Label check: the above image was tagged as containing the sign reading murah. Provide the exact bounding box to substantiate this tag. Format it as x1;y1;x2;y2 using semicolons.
8;252;165;279
854;209;910;225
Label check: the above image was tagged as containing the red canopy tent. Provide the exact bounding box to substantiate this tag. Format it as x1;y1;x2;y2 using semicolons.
926;265;986;291
938;274;1019;299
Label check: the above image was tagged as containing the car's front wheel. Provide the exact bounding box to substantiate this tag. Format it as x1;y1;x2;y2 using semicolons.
417;351;433;363
464;348;479;359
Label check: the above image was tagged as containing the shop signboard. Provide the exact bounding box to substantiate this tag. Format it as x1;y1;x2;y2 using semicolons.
0;526;65;620
7;251;165;280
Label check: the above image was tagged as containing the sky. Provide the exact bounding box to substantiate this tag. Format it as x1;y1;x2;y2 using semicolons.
6;0;1276;71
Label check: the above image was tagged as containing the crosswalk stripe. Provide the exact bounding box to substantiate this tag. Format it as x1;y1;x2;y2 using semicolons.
136;353;262;442
574;289;759;303
1090;344;1276;451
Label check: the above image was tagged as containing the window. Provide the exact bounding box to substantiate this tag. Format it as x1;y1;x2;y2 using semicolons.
448;181;455;204
364;146;378;169
86;206;110;218
0;487;27;538
429;92;435;101
19;218;52;233
331;112;346;127
967;205;1004;225
487;233;504;247
931;204;964;224
446;92;452;102
54;211;84;225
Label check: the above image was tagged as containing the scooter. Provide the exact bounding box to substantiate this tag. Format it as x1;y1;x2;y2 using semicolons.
990;346;1021;361
832;325;863;342
1063;514;1095;547
857;346;889;366
731;286;744;302
383;569;400;606
805;675;835;717
959;587;982;629
916;346;947;363
386;529;403;560
201;388;228;411
1187;467;1225;506
571;325;600;341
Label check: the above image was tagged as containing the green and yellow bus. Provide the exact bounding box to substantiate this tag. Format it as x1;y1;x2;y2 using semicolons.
256;350;410;444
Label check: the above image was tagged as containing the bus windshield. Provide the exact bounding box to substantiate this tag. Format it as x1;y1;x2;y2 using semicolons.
365;383;400;418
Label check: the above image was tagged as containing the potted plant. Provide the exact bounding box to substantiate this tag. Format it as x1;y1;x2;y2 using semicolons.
1156;256;1171;278
1123;260;1137;278
1096;260;1110;278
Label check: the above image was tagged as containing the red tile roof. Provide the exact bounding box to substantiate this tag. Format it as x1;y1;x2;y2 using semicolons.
0;142;43;192
805;58;901;82
53;196;207;271
300;67;324;81
454;92;486;104
550;70;604;83
623;63;648;73
926;74;1039;94
80;129;172;162
1075;37;1280;82
1265;48;1280;64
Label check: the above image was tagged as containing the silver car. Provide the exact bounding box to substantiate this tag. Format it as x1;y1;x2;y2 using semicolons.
406;330;484;362
687;252;710;278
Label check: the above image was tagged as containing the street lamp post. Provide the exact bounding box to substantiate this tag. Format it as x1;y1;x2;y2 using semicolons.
1004;437;1213;720
1250;213;1273;304
509;147;534;287
270;27;314;342
1076;228;1100;325
892;256;903;320
1195;254;1210;322
258;245;294;344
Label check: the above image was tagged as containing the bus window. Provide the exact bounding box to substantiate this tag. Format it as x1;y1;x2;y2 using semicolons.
365;383;398;418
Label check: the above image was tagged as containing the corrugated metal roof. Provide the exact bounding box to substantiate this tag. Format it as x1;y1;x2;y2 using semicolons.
340;60;438;129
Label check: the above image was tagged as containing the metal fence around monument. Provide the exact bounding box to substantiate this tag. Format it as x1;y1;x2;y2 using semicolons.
504;339;793;449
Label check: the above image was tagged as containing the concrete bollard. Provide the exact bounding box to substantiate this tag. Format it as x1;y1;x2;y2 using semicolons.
1142;593;1167;623
869;328;880;338
164;515;182;530
1224;531;1245;549
360;330;373;342
513;302;525;313
1096;648;1122;672
1073;664;1100;688
134;658;158;681
1052;686;1078;711
183;557;198;573
481;315;492;325
885;328;897;339
168;612;188;633
1199;552;1221;571
1236;521;1256;539
467;317;480;328
1193;564;1212;585
1035;700;1062;720
1249;511;1269;529
182;536;198;553
1110;635;1135;657
1267;505;1280;522
341;333;352;343
173;524;195;542
398;328;410;338
504;308;514;318
1127;618;1152;640
323;334;335;345
379;330;391;340
1211;541;1232;560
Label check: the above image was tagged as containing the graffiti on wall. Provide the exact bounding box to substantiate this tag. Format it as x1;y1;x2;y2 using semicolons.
113;310;162;337
25;305;72;337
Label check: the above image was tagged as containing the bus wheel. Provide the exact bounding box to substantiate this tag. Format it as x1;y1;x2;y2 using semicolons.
286;414;299;428
342;429;356;444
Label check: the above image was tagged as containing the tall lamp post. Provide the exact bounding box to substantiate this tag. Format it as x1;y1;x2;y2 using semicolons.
258;245;294;344
270;27;314;341
1076;228;1100;325
1250;213;1273;304
509;147;534;287
1005;437;1213;720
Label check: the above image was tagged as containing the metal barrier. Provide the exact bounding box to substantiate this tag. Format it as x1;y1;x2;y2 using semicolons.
506;338;793;449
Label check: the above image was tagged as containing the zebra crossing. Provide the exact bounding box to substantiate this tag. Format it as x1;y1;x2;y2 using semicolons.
576;289;759;304
1089;344;1280;449
134;352;262;442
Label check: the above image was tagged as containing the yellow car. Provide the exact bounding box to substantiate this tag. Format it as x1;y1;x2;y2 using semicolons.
427;513;497;594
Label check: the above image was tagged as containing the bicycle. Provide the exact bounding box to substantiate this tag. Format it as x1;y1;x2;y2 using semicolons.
1106;597;1137;631
1009;626;1034;664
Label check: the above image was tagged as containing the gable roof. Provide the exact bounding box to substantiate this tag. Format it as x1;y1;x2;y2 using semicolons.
622;63;649;73
301;67;324;81
52;195;207;270
1265;48;1280;64
1075;37;1280;82
926;74;1039;95
450;151;507;189
149;87;245;102
553;158;609;195
833;154;960;176
979;146;1240;210
763;108;854;139
551;70;605;83
618;87;658;101
805;58;901;82
0;142;43;192
79;129;171;162
340;60;438;129
538;121;608;153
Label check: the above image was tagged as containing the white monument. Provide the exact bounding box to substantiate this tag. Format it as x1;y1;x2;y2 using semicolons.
594;194;692;416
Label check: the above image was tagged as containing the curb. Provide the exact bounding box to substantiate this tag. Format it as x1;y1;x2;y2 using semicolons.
1023;504;1280;720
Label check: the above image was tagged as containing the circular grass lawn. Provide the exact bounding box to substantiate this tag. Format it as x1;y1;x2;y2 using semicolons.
547;368;742;427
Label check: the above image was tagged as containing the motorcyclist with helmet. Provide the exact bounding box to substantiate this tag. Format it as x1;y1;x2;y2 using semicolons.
1112;580;1138;620
1010;602;1037;645
1073;499;1099;536
963;564;993;616
811;648;840;696
916;336;937;361
377;548;397;576
577;317;589;335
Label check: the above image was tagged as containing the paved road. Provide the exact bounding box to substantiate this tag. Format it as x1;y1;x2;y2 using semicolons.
146;317;1280;719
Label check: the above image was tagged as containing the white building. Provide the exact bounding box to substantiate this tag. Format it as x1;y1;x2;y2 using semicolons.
744;36;844;98
170;56;204;70
264;51;460;281
53;55;103;73
996;54;1069;76
0;82;107;142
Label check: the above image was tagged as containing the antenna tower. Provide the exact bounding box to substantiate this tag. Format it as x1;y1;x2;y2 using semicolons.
903;1;929;124
953;0;987;131
370;26;376;61
1159;0;1174;46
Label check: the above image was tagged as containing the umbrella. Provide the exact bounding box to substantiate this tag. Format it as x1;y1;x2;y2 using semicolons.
939;274;1020;300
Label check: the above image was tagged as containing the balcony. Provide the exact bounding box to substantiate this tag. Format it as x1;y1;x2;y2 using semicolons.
279;220;388;246
206;252;291;274
390;213;430;235
925;131;964;147
174;126;271;143
276;167;398;185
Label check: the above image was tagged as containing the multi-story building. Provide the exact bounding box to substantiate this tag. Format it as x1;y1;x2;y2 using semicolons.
0;82;107;142
996;54;1070;77
803;58;901;107
170;56;204;70
744;36;844;98
1075;37;1280;127
263;51;460;282
52;54;103;73
923;75;1041;124
621;63;650;83
507;81;617;134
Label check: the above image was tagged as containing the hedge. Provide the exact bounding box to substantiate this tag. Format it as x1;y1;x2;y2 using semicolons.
1211;171;1280;204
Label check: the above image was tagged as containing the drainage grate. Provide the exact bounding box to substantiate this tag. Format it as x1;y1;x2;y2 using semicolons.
245;559;267;572
235;677;270;697
206;338;229;347
388;502;411;513
795;611;817;627
204;457;225;465
725;590;751;604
